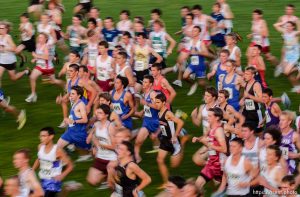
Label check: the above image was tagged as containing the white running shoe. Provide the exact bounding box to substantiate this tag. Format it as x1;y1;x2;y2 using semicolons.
64;181;83;191
291;85;300;93
25;93;37;103
75;154;92;162
190;73;196;80
96;182;109;190
274;66;283;77
281;92;291;109
172;80;182;87
17;110;27;130
187;83;198;96
58;120;67;128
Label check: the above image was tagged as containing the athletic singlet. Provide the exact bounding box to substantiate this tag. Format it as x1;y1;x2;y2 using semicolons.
143;90;159;121
159;109;176;140
112;89;132;127
223;45;241;61
153;76;170;102
243;81;261;112
96;55;113;81
67;100;87;132
0;35;17;64
262;165;282;197
134;44;150;71
265;102;280;128
222;73;239;110
117;20;133;33
67;78;80;93
220;3;233;29
149;31;167;57
101;28;120;50
114;161;139;197
193;15;210;40
281;15;299;28
38;144;63;180
87;42;98;68
282;31;299;64
207;126;222;162
225;155;250;195
216;63;227;90
37;23;54;45
259;147;267;175
20;22;35;41
251;20;270;47
116;64;130;77
69;26;83;48
187;39;205;68
280;130;297;174
95;121;117;161
242;137;259;167
19;168;33;196
35;44;53;70
201;104;217;129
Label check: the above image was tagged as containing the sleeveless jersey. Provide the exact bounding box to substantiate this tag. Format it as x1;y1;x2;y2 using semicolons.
265;102;280;128
158;109;176;140
96;55;113;81
87;42;98;68
223;45;241;61
95;121;117;161
101;28;120;50
262;165;282;197
242;137;259;168
0;35;17;64
20;22;35;41
282;31;299;64
225;155;250;195
67;100;87;133
186;39;205;69
37;23;54;45
38;145;62;180
259;147;267;175
193;15;210;40
134;44;150;71
251;20;270;47
222;73;240;111
112;89;132;129
69;26;82;48
35;44;53;70
153;76;170;104
207;126;223;166
143;91;159;123
243;81;261;112
216;63;227;90
280;130;297;174
19;169;33;196
149;31;167;58
116;65;130;77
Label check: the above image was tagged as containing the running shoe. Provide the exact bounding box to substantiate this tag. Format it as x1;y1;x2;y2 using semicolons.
58;120;67;128
96;182;109;190
17;110;26;130
25;93;37;103
75;154;92;162
274;66;283;77
172;80;182;87
187;83;198;96
281;92;291;109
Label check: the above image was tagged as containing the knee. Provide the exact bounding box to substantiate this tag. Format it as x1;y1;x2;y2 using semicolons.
156;157;165;165
86;176;98;186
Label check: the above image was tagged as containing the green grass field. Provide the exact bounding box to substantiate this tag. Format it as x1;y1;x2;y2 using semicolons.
1;0;300;196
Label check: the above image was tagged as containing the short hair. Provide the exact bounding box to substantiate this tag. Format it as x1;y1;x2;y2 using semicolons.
242;122;256;131
153;19;164;28
87;18;97;26
74;14;83;21
90;7;100;12
134;16;144;22
105;16;114;22
214;2;221;8
281;110;296;122
69;64;79;71
136;32;147;39
286;4;295;9
6;175;20;186
120;10;130;16
205;86;218;100
245;66;257;75
219;89;230;99
253;9;263;15
181;6;190;11
208;107;223;120
70;50;80;58
226;59;237;67
99;92;112;103
15;149;31;160
98;104;111;116
135;20;144;26
87;29;96;37
168;176;186;189
267;145;281;161
155;93;167;103
230;137;244;147
287;21;297;29
264;126;282;146
118;51;128;59
122;31;132;38
192;4;203;11
71;85;84;97
282;175;296;185
99;40;109;48
253;44;262;51
20;12;29;18
193;25;202;32
186;13;194;20
262;87;273;96
79;65;88;73
40;127;55;135
143;75;154;84
151;8;162;16
116;75;129;88
220;49;230;56
151;63;162;70
121;141;134;156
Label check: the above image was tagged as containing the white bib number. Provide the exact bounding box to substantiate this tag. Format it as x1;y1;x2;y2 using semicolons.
207;137;216;156
153;43;163;53
68;115;75;127
224;87;233;99
191;56;199;65
39;160;53;179
134;61;145;71
113;103;123;115
245;99;255;110
280;147;289;160
144;105;152;117
160;125;167;136
70;38;79;47
217;74;225;90
108;42;114;50
265;111;271;123
115;184;123;196
97;67;107;81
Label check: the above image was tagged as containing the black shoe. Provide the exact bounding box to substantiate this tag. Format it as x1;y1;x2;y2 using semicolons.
19;54;27;68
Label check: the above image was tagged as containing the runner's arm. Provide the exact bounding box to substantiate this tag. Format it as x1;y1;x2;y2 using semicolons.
28;172;44;197
57;148;74;180
161;78;176;104
129;163;151;192
166;111;184;137
165;33;176;55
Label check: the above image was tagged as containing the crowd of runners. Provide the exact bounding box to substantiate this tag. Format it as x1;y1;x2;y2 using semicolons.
1;0;300;196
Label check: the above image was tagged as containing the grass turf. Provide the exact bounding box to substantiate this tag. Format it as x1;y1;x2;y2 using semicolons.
0;0;300;196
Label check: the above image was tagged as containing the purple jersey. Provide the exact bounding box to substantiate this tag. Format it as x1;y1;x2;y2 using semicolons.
280;130;297;174
265;102;280;128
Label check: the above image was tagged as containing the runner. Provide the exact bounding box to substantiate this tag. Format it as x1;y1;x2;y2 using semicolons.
119;32;134;63
0;88;26;130
0;21;29;87
276;4;300;30
88;7;103;30
218;0;234;34
223;32;242;68
57;51;80;79
280;175;299;197
117;10;133;34
13;149;44;197
27;0;44;19
112;141;151;197
101;17;120;56
210;3;226;48
155;93;184;185
82;30;99;75
33;127;73;196
73;0;93;15
148;8;164;32
4;176;22;197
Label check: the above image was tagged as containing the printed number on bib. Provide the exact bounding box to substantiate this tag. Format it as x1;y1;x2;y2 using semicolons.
245;99;255;110
68;115;75;127
265;111;271;123
191;56;199;65
153;43;163;53
70;38;79;47
224;87;233;99
160;125;167;136
134;61;145;71
39;160;53;178
280;147;289;160
144;105;152;117
113;103;123;115
115;184;123;196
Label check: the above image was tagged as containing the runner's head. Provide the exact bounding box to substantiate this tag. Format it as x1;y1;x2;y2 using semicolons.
99;92;112;105
208;107;223;124
115;75;129;90
69;51;80;63
39;127;55;145
204;86;218;104
181;178;203;197
266;145;281;165
96;104;111;121
87;18;97;30
286;21;297;31
122;31;132;44
279;110;296;130
72;14;83;25
166;176;186;196
212;2;221;13
116;141;135;160
134;20;144;32
192;26;201;38
151;63;162;78
151;8;162;20
37;33;48;44
219;49;230;63
120;10;130;20
252;9;263;20
40;13;50;24
98;41;109;55
155;93;167;110
180;6;190;18
244;66;256;82
4;175;20;196
13;149;31;169
68;64;79;79
153;19;165;32
285;4;295;15
19;12;29;23
89;7;100;19
143;75;154;90
225;59;236;74
104;16;114;29
263;126;282;146
281;175;297;195
78;65;89;78
241;122;256;140
225;32;241;45
218;89;230;104
185;13;194;25
192;4;202;17
262;87;273;104
116;51;127;65
136;32;147;44
229;137;244;156
251;44;262;56
70;85;84;102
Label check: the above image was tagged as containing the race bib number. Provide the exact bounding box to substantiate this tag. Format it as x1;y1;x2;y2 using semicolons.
144;105;152;117
108;42;114;50
245;99;255;111
191;56;199;65
113;103;123;115
207;137;216;156
253;34;262;45
265;111;271;123
153;43;163;53
115;184;123;196
97;67;107;81
160;125;167;136
217;74;225;90
70;38;80;47
280;147;289;160
68;115;75;127
224;87;233;99
39;160;53;178
134;60;145;71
